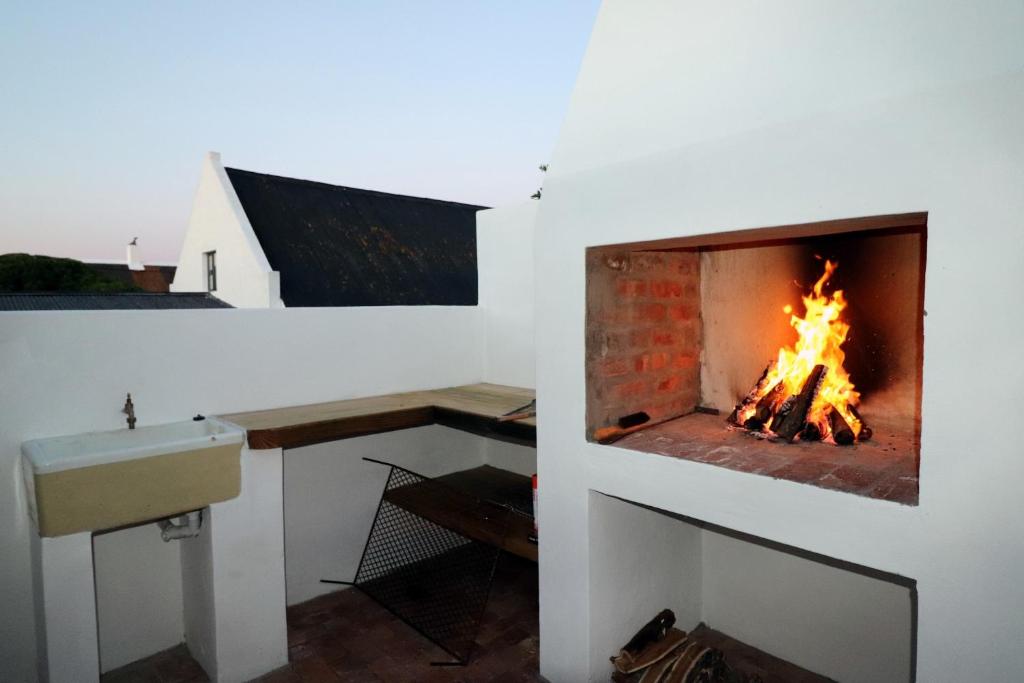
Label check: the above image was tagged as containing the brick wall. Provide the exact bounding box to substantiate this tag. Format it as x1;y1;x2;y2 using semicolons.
585;249;701;437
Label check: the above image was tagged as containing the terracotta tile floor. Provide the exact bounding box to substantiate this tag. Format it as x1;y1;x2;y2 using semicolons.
102;555;540;683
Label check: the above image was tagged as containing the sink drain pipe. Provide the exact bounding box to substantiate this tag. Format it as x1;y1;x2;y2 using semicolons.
158;510;203;542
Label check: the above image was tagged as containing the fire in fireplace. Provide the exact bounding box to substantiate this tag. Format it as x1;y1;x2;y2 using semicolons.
585;213;926;504
728;259;869;446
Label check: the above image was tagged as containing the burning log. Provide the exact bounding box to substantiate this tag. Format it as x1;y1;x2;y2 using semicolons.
722;261;871;450
849;404;872;441
828;405;856;445
743;381;785;431
800;421;823;442
728;361;775;424
771;364;828;441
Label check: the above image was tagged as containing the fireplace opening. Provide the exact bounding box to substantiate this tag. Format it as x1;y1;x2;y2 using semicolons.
585;213;926;504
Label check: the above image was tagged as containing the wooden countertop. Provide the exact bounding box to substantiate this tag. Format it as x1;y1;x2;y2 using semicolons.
220;383;536;450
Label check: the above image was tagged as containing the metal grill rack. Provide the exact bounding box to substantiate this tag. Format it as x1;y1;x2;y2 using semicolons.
325;459;516;665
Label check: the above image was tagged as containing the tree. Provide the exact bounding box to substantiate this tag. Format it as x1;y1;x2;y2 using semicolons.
0;253;140;292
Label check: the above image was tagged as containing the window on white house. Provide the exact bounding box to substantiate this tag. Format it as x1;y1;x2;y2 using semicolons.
205;251;217;292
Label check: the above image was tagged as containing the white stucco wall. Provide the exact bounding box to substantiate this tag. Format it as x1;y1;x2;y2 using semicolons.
170;152;283;308
93;524;184;673
477;202;537;389
535;1;1024;681
701;529;913;683
0;306;482;682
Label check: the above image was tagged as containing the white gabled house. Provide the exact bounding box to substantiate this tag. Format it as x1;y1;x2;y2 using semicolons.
170;153;284;308
171;152;484;310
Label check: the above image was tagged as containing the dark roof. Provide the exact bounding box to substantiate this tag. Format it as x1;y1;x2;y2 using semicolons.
0;293;232;311
225;167;485;307
85;263;177;293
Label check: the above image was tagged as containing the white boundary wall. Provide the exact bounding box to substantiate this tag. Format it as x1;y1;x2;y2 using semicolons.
535;1;1024;681
0;306;482;682
478;202;537;389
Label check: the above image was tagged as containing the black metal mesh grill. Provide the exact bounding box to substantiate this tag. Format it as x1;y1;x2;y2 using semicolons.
353;463;509;664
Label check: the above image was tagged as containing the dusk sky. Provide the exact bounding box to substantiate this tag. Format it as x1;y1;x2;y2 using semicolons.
0;2;600;263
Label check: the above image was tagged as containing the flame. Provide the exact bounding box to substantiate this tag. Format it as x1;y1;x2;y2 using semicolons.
738;260;862;439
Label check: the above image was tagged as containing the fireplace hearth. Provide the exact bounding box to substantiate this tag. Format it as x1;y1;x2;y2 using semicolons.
586;213;925;504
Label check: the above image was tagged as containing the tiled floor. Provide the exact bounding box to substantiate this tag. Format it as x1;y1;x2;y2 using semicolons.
101;555;539;683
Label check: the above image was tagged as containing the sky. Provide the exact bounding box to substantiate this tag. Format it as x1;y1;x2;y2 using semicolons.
0;1;600;263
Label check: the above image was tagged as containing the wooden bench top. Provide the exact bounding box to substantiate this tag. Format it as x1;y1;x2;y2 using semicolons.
220;383;536;450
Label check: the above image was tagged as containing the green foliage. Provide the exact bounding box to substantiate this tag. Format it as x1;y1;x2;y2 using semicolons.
0;253;141;292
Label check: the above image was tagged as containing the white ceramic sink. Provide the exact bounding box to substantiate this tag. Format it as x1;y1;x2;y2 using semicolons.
22;417;245;537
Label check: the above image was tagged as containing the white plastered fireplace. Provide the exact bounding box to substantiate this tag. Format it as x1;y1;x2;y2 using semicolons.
532;2;1024;682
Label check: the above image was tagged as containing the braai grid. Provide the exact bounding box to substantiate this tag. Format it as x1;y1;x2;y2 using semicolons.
342;459;510;665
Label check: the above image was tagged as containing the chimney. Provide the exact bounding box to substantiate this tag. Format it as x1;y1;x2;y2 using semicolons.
126;237;144;271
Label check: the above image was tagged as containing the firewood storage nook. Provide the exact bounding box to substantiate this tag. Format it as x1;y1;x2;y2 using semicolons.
586;213;926;505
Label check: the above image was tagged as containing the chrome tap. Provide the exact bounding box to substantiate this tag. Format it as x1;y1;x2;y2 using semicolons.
123;393;137;430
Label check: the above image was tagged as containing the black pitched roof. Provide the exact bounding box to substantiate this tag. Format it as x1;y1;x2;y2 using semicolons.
0;293;232;311
225;168;485;307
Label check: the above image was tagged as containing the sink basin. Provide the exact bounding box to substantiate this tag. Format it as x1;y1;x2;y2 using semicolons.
22;418;245;537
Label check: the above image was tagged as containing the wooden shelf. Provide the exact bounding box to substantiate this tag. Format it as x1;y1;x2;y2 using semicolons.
383;465;537;562
220;383;536;450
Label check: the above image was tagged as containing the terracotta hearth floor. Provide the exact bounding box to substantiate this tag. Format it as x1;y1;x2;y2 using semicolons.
101;555;539;683
615;411;919;505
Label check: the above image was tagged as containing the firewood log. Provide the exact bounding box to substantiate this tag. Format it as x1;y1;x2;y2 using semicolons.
849;404;872;441
743;382;784;431
828;405;856;445
639;648;684;683
800;421;823;442
728;361;775;424
772;365;827;441
610;609;682;673
622;608;674;655
611;628;688;674
662;642;705;682
771;395;796;430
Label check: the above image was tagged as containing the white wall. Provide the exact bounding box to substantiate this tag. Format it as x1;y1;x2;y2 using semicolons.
93;524;184;672
701;530;912;683
283;426;489;606
535;1;1024;681
477;202;537;388
0;306;482;683
170;152;283;308
482;439;536;478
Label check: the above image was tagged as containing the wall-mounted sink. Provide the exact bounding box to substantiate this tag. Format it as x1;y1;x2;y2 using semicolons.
22;418;245;537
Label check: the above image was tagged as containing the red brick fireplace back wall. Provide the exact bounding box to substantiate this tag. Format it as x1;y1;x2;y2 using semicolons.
586;250;702;434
